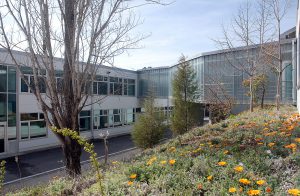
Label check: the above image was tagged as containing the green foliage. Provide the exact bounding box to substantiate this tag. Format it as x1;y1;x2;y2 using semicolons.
0;160;5;193
132;92;166;149
171;55;199;136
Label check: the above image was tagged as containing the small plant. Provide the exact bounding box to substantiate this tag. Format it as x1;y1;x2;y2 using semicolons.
99;131;109;165
0;160;5;194
51;127;104;195
132;91;166;149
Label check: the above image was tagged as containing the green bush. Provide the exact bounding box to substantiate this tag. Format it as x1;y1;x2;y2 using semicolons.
132;93;166;149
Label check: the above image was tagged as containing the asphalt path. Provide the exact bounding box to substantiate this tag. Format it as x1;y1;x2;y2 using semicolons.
3;134;135;183
3;130;173;183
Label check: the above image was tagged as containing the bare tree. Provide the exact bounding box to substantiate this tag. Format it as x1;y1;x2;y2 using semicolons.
263;0;291;111
216;1;258;112
0;0;166;176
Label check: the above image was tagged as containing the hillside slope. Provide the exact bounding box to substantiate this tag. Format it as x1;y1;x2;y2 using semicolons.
8;105;300;195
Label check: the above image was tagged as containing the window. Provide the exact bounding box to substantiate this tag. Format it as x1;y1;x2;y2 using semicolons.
124;79;135;96
109;77;122;95
113;109;122;126
21;75;46;93
0;65;7;92
125;108;135;124
79;110;91;132
20;112;47;140
20;67;46;93
93;75;108;95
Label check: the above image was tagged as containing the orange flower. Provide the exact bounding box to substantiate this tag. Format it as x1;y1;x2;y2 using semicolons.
207;175;213;181
247;189;260;195
266;187;272;193
127;181;133;186
239;178;251;185
218;161;227;166
285;143;297;149
256;180;266;186
288;189;300;195
169;159;176;165
129;174;137;179
268;143;275;148
229;187;236;193
234;166;244;173
294;138;300;143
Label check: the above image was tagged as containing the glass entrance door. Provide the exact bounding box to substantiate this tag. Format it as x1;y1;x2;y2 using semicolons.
0;123;6;153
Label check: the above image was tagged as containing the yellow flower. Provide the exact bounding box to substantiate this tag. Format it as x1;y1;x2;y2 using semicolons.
239;178;251;185
257;142;264;145
295;138;300;143
160;160;167;165
268;143;275;148
256;180;266;186
247;189;261;195
127;181;133;186
169;159;176;165
218;161;227;166
288;189;300;196
229;187;236;193
224;150;229;155
234;166;244;173
169;147;176;152
207;175;213;181
129;174;137;179
112;161;118;165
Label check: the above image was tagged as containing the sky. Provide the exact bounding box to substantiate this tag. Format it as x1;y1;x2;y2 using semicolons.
113;0;298;70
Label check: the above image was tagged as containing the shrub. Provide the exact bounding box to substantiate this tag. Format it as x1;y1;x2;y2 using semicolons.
132;92;166;149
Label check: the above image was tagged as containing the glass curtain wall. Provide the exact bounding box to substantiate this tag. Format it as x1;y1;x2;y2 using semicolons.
0;65;16;140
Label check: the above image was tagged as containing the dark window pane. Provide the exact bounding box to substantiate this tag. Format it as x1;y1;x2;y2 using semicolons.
80;110;90;117
30;121;46;138
8;68;16;93
128;79;135;84
21;113;38;121
93;82;98;94
0;94;6;122
80;117;90;131
98;82;108;95
30;76;35;93
124;84;128;95
8;94;16;118
39;113;44;119
128;85;135;96
115;83;122;95
38;77;46;93
21;67;33;75
100;116;108;128
0;65;7;92
110;83;114;94
21;76;29;92
56;78;63;93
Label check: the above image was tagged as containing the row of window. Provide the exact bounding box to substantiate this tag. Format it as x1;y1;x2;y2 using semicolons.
80;108;140;131
21;74;136;96
19;108;140;140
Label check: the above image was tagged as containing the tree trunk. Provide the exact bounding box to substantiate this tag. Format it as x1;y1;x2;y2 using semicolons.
260;85;265;109
276;72;282;111
63;136;82;177
249;77;254;112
